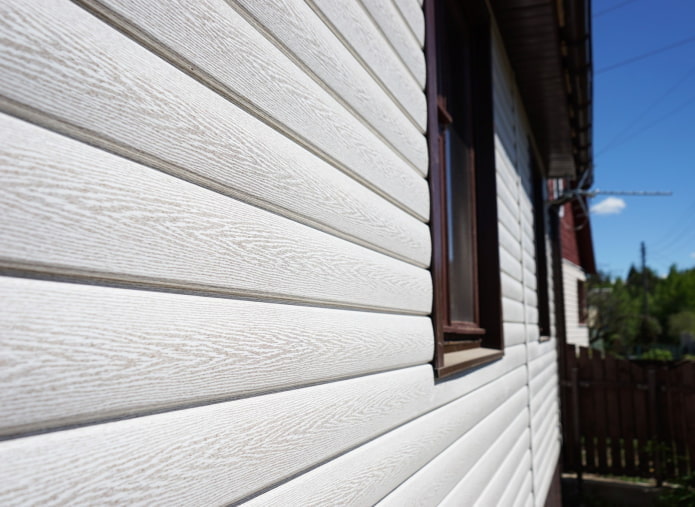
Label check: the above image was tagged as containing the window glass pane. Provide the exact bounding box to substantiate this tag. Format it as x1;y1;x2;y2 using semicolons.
446;126;476;322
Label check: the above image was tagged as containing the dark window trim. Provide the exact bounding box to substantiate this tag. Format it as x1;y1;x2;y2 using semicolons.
532;161;552;341
425;0;503;378
577;279;588;325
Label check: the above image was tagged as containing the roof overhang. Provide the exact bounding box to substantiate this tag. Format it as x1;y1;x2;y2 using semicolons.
489;0;593;183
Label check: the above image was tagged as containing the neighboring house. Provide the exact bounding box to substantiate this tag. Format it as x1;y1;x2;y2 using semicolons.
559;192;597;347
0;0;590;505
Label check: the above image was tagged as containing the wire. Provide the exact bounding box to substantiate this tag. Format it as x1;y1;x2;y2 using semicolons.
595;92;695;156
652;199;695;247
594;0;639;19
596;64;695;155
596;34;695;74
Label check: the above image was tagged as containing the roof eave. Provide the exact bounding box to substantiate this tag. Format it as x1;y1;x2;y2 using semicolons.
490;0;593;182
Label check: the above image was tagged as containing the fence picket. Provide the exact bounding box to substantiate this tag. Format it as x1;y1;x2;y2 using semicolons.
604;355;621;474
592;350;609;473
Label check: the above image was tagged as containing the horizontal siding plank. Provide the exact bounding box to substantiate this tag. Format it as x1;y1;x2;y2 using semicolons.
432;344;527;407
0;276;433;436
532;392;559;452
494;105;517;159
233;0;428;175
247;366;527;506
473;428;531;507
359;0;425;87
497;186;521;234
531;382;558;432
441;424;531;506
0;366;433;505
495;138;520;192
527;324;542;343
500;247;523;282
307;0;426;130
497;451;532;507
501;272;524;303
79;0;428;208
383;397;530;506
392;0;425;47
513;471;534;507
504;322;527;348
496;171;520;219
529;345;557;376
530;360;557;397
525;288;539;307
0;0;430;253
534;416;560;471
497;207;521;253
0;115;431;313
503;297;525;324
534;430;560;496
535;441;561;507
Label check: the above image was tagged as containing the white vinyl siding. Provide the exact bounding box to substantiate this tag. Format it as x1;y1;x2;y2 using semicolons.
0;1;561;505
564;259;590;347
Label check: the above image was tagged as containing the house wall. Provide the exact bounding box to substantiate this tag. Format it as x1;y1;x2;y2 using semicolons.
0;1;560;505
563;259;590;347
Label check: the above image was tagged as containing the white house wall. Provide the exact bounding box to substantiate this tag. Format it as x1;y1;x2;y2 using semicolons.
0;1;560;505
563;259;590;347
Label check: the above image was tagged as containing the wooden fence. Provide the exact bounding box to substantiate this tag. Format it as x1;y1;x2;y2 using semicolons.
561;345;695;484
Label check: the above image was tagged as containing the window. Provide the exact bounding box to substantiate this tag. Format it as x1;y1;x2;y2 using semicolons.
577;280;588;325
533;166;552;341
425;0;503;377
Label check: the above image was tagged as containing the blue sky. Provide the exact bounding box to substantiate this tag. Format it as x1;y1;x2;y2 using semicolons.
590;0;695;278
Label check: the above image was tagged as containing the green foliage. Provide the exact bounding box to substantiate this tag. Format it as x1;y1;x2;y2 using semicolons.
658;473;695;506
588;265;695;357
669;311;695;337
639;348;673;361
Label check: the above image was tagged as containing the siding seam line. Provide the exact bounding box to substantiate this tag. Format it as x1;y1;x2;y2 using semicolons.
0;98;429;270
225;0;427;179
0;360;432;443
354;0;422;86
302;0;424;133
73;0;428;217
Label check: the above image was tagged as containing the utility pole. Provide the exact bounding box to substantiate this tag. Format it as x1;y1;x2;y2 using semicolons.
641;241;648;318
641;241;652;345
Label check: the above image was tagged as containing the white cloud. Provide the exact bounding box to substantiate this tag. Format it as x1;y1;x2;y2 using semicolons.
690;252;695;260
590;197;626;215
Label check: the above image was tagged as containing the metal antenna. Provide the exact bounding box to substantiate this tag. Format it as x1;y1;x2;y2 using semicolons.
547;169;672;231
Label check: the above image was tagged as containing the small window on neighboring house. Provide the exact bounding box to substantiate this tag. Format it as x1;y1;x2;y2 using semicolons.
425;0;503;378
577;280;588;324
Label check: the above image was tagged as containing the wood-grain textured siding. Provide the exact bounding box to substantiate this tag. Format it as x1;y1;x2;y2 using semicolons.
0;114;430;313
306;0;426;130
78;0;428;208
0;0;431;258
0;0;434;501
0;276;433;436
0;366;433;505
491;27;561;507
247;363;528;506
232;0;428;175
0;0;565;504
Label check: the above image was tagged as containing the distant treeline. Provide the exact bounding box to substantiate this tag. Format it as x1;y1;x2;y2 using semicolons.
588;266;695;359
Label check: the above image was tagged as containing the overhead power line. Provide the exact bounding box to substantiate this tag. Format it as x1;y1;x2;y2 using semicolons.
594;0;639;19
596;64;695;155
597;34;695;74
595;92;695;156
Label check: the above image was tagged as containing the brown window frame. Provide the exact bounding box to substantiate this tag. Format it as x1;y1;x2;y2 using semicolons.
533;164;552;341
425;0;503;378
